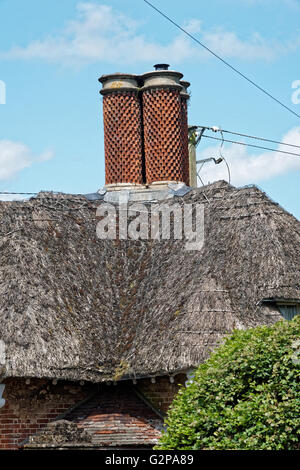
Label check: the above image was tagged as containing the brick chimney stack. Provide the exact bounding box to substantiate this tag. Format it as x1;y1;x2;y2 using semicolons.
99;74;144;187
179;80;190;186
142;65;188;186
99;65;190;189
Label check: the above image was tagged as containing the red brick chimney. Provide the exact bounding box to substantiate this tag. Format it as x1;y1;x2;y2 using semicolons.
99;66;190;189
99;74;144;187
141;65;189;186
179;80;190;186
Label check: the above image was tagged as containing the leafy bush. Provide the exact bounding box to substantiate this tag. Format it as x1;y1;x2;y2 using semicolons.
157;316;300;450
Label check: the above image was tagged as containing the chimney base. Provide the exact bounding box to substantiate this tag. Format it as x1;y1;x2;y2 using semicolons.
104;183;148;192
101;182;191;204
104;181;184;192
149;181;184;189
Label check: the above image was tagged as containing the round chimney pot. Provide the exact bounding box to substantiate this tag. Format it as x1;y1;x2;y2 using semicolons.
180;80;191;99
99;72;144;185
142;66;189;185
99;73;140;95
180;80;190;91
141;69;183;91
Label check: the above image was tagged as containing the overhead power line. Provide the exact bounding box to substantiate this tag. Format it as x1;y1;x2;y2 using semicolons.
0;191;93;198
0;191;38;195
201;134;300;157
143;0;300;120
201;126;300;149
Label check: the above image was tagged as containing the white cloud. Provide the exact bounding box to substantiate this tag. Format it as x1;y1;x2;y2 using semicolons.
200;30;288;61
183;19;202;34
197;127;300;186
239;0;300;7
0;2;296;66
0;192;30;202
0;140;53;181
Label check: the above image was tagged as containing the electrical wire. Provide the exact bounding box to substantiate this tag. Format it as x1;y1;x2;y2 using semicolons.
201;134;300;157
0;191;38;195
219;130;231;184
143;0;300;120
196;130;231;187
203;126;300;149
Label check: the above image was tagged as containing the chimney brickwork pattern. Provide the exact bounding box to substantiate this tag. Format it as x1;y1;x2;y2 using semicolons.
102;91;144;185
179;80;190;186
142;88;187;184
99;66;190;187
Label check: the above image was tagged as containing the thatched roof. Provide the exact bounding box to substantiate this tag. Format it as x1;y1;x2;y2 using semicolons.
0;181;299;383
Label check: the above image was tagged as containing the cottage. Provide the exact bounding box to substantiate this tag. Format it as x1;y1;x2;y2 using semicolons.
0;65;299;449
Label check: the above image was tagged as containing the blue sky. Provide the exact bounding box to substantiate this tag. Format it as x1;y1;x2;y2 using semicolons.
0;0;300;218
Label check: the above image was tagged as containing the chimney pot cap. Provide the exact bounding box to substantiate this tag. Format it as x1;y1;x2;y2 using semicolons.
98;72;138;84
154;63;170;71
180;80;190;88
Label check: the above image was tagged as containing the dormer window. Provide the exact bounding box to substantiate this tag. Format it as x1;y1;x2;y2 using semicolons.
260;298;300;321
277;303;300;321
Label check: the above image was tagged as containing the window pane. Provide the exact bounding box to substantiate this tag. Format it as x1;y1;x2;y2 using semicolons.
278;305;300;321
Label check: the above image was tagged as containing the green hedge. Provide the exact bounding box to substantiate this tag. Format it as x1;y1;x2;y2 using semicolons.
156;316;300;450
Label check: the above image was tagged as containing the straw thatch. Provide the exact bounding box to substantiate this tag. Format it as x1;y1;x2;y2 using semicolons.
0;181;299;383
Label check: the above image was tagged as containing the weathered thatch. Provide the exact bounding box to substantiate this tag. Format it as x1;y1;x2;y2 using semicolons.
0;181;299;383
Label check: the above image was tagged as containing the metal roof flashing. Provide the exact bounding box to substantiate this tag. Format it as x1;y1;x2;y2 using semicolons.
86;182;192;203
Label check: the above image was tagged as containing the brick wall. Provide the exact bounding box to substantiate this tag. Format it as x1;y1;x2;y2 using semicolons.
0;374;186;449
137;374;186;415
0;378;95;449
